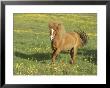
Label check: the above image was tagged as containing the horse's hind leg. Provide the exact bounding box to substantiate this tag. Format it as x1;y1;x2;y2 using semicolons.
70;46;78;64
70;48;74;64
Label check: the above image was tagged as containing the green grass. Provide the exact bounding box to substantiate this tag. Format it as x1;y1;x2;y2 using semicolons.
13;13;97;75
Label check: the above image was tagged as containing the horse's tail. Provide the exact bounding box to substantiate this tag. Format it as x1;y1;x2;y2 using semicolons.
76;30;88;46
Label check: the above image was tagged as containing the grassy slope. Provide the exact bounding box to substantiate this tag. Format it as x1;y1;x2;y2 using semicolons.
13;13;97;75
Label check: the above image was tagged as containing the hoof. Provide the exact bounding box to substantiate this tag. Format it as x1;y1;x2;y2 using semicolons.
70;60;74;64
51;61;55;65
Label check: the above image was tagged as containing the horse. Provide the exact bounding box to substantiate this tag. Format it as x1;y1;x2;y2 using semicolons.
48;21;88;64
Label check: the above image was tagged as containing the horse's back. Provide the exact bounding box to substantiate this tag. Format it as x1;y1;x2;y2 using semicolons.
66;32;79;41
68;32;79;37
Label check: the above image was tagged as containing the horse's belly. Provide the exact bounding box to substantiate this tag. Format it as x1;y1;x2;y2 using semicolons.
62;43;74;51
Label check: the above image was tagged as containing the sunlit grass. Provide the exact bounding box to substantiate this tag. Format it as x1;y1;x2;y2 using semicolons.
13;13;97;75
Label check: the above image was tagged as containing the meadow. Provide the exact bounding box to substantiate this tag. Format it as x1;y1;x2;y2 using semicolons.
13;13;97;75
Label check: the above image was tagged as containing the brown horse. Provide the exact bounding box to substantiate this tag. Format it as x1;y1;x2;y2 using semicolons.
48;21;87;64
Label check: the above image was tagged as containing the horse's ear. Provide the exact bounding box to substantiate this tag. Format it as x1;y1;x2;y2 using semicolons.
48;22;52;30
57;23;61;30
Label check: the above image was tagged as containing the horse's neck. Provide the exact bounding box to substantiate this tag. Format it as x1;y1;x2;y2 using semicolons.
55;33;62;40
54;28;66;40
60;29;66;38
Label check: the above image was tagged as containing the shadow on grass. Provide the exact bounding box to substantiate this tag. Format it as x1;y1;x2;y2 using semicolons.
15;49;97;64
61;49;97;64
15;51;51;62
78;49;97;64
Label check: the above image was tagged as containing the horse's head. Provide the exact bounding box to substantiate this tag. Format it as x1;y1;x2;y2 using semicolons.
48;21;61;40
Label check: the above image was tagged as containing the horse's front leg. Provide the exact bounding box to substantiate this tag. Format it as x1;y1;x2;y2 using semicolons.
51;49;61;64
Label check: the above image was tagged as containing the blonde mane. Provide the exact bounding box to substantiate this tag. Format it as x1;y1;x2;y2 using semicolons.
48;20;66;38
58;22;66;38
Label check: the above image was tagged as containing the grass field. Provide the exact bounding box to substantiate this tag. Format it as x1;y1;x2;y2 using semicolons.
13;13;97;75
